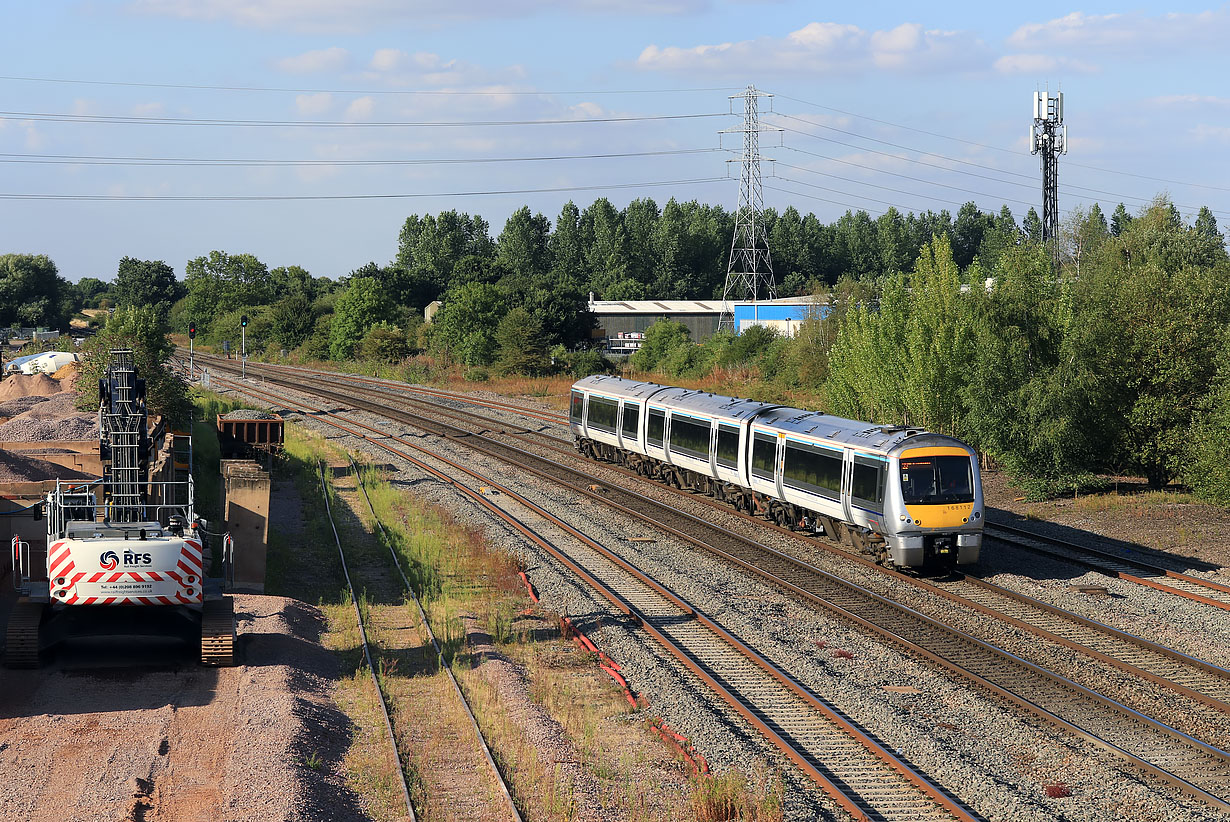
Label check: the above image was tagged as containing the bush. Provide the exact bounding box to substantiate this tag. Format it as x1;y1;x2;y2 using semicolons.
464;366;489;382
357;321;410;363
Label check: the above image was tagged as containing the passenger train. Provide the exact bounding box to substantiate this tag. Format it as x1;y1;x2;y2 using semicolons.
569;375;983;569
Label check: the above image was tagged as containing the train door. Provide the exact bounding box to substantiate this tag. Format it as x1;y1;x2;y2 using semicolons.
774;432;786;499
840;449;855;522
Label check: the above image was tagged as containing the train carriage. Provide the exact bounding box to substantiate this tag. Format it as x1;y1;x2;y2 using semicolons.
570;376;982;570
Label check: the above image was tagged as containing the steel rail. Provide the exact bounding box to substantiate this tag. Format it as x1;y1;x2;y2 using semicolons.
986;523;1230;612
315;462;417;822
205;364;1230;809
202;370;984;822
196;356;1230;716
346;455;523;822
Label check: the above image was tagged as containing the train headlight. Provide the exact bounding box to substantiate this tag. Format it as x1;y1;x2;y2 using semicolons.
973;511;981;519
55;576;66;586
899;515;908;521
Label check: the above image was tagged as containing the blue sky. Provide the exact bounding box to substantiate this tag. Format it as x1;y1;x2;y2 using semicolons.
2;1;1228;283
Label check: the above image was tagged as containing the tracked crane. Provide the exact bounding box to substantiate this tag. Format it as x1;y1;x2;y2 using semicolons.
5;350;236;667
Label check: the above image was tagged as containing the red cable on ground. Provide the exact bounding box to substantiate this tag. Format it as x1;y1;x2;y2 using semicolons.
518;569;710;775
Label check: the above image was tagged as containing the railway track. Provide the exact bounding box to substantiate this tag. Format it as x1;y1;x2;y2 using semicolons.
194;356;1230;810
197;355;1230;715
201;369;982;822
985;522;1230;612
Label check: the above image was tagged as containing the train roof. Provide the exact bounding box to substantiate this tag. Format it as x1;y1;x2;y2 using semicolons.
573;374;675;401
574;376;773;422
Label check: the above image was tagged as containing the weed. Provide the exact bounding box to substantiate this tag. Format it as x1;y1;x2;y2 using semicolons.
1044;783;1072;799
301;750;324;771
831;648;855;660
690;771;784;822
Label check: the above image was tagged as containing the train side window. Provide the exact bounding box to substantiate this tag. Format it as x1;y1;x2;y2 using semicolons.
851;456;885;507
570;391;584;422
782;440;841;499
750;432;776;479
648;408;665;447
716;423;739;469
587;396;618;432
622;403;639;438
669;414;710;459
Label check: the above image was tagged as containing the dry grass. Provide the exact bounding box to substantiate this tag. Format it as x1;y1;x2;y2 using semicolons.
691;770;785;822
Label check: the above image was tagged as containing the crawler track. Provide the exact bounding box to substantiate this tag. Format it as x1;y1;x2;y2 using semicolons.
195;358;1230;809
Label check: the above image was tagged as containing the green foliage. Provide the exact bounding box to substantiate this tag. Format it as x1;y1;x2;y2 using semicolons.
629;319;692;373
0;254;71;329
74;277;111;310
494;306;548;375
1187;359;1230;503
329;276;397;361
77;306;190;428
114;257;180;319
183;250;271;332
356;321;410;364
555;347;612;378
270;291;316;350
430;282;508;366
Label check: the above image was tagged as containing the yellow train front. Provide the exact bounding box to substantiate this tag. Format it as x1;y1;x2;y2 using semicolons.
880;442;982;567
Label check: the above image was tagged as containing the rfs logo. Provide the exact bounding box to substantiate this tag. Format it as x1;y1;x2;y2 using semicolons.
99;550;152;569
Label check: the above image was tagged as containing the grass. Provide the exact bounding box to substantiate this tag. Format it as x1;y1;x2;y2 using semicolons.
691;770;784;822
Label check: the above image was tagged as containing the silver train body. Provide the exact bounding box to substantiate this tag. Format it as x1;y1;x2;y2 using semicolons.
569;375;983;568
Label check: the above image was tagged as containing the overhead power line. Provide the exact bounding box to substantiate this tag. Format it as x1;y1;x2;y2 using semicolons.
0;110;729;128
0;147;724;167
773;89;1230;194
0;176;727;202
0;74;742;97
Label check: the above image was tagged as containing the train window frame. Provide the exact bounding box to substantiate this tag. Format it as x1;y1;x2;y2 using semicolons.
851;454;886;508
647;407;665;448
570;390;584;422
750;431;777;480
621;402;639;439
716;423;739;469
668;413;711;460
782;438;842;500
899;455;974;504
587;395;618;433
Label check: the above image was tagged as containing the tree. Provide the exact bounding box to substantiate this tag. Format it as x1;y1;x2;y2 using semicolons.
874;207;913;275
430;282;508;366
329;277;397;360
1110;203;1133;237
495;306;548;375
269;265;314;301
76;305;190;428
270;291;316;349
357;321;410;363
0;254;71;329
114;257;180;319
496;207;552;289
183;251;271;330
395;210;494;304
630;319;692;373
952;202;993;269
549;201;586;287
1022;208;1044;245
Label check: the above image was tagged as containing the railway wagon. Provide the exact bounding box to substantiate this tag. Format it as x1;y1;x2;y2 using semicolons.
570;375;983;569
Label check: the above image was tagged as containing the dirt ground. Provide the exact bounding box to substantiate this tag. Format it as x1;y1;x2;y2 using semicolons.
981;469;1230;572
0;595;368;822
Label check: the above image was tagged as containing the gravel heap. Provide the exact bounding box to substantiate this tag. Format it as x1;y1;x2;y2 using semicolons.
0;448;94;482
0;373;62;401
0;394;51;418
222;409;277;420
0;409;97;441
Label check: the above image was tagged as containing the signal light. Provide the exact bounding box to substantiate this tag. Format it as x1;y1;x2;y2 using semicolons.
240;315;248;328
188;322;196;339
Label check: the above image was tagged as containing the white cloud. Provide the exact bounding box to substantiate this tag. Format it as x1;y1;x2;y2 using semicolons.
1007;9;1230;53
637;20;988;76
1150;95;1230;108
345;96;376;121
295;93;334;115
131;102;166;116
1191;124;1230;143
275;46;349;74
362;49;525;88
129;0;708;33
993;54;1097;75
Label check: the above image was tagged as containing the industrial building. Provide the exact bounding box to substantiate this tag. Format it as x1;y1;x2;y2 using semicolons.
589;296;828;354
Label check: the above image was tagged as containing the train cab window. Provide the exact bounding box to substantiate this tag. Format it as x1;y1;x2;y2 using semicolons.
750;432;777;479
716;423;739;469
648;408;665;447
899;455;974;504
669;414;710;459
851;456;885;507
783;440;842;499
621;403;639;438
587;396;618;432
570;391;584;422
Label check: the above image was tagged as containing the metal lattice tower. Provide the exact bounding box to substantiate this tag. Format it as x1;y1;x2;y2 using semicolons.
1030;89;1067;268
719;86;778;333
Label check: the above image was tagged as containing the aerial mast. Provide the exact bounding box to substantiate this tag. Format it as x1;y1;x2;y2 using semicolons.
1030;88;1067;269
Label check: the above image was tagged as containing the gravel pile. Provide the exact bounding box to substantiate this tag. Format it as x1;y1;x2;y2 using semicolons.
0;394;51;417
222;409;278;420
0;412;97;442
0;373;62;401
0;448;94;482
